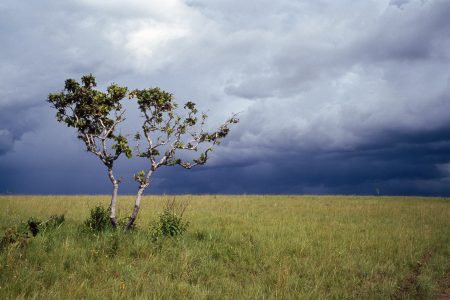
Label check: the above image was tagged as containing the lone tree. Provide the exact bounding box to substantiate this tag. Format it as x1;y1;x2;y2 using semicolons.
125;88;239;230
48;74;132;228
48;75;239;231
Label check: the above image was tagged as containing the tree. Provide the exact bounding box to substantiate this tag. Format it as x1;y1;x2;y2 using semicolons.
47;74;132;228
125;88;239;231
48;75;238;231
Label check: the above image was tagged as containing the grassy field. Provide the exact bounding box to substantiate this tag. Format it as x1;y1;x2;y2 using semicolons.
0;195;449;299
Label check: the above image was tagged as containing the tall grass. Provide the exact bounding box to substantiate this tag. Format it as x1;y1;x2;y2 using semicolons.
0;195;449;299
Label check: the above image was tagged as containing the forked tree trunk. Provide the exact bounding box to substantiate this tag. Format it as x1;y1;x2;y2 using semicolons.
125;184;148;231
107;167;119;229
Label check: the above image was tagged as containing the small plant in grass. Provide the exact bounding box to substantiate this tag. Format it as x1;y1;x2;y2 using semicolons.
25;215;65;237
27;214;65;237
84;205;111;232
0;227;29;251
47;214;65;227
151;198;189;241
0;214;64;251
27;218;41;237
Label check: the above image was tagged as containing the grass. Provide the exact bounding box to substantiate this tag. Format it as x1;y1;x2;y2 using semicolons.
0;195;449;299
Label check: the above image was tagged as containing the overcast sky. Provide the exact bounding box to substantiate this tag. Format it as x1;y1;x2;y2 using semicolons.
1;0;450;196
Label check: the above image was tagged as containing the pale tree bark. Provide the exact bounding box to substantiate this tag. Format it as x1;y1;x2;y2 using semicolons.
48;76;131;230
125;183;149;231
107;167;119;228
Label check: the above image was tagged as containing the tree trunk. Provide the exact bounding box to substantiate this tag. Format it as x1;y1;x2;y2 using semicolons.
125;185;147;231
107;167;119;229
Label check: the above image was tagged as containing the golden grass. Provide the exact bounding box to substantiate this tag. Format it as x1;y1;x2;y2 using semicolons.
0;195;449;299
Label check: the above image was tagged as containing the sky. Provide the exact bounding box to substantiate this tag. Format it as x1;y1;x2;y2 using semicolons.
1;0;450;196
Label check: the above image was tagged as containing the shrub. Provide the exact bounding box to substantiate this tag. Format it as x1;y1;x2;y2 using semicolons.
0;214;65;252
0;227;29;251
151;198;189;241
27;218;41;237
84;205;111;232
27;214;65;236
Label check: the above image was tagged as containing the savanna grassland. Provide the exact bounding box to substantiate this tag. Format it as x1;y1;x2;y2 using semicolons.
0;195;449;299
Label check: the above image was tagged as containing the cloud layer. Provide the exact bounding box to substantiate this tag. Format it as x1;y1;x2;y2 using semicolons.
0;0;449;195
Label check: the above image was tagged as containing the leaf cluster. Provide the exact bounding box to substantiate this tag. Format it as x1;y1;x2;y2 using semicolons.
48;75;125;135
130;87;240;184
48;74;239;188
48;74;132;167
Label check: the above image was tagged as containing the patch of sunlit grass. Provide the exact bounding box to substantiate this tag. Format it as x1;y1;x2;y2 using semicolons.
0;195;449;299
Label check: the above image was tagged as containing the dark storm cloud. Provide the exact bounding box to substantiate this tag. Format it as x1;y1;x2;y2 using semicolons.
158;122;450;196
0;0;449;195
0;102;44;155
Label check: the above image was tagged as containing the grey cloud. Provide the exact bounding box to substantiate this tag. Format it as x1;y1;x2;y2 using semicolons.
221;1;450;151
0;0;151;156
188;123;450;196
389;0;413;9
358;0;450;62
0;0;449;195
0;129;13;155
0;102;44;156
